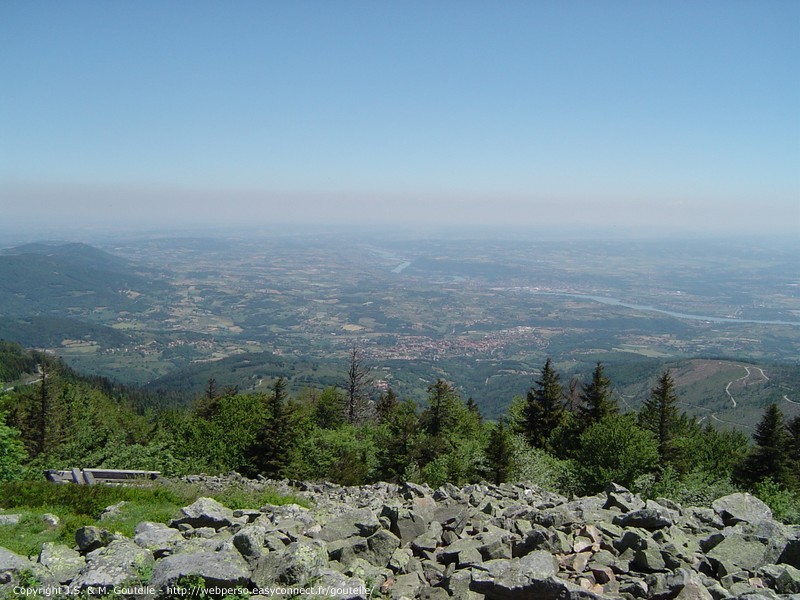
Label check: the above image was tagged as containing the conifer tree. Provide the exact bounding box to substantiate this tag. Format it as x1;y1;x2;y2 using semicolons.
638;370;681;466
314;387;346;429
484;421;513;484
423;379;460;436
517;358;565;450
578;362;617;430
250;377;292;477
786;415;800;484
376;399;420;482
739;403;793;487
375;388;399;424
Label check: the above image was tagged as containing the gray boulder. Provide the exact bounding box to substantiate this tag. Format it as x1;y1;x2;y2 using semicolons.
75;525;113;553
150;549;251;591
614;500;680;530
383;505;431;546
706;533;768;577
38;543;85;584
253;540;328;587
133;522;184;558
170;497;238;531
470;551;603;599
315;568;371;599
0;546;35;574
232;522;268;560
604;483;646;513
71;539;153;591
318;508;381;542
0;515;21;525
711;493;772;527
757;563;800;595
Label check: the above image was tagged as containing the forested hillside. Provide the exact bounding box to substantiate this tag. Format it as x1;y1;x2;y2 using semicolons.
1;342;798;522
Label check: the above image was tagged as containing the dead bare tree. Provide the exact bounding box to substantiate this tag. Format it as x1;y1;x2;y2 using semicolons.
345;342;373;424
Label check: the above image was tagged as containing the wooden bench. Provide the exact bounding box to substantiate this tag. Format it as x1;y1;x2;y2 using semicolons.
44;468;161;485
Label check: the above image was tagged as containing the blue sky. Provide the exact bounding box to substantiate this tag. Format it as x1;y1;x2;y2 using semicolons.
1;1;798;234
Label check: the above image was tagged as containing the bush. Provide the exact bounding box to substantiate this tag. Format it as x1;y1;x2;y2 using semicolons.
509;434;579;496
753;479;800;524
633;467;738;507
575;414;659;494
0;410;27;482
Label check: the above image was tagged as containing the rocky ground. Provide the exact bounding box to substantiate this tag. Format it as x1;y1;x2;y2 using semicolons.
2;475;799;599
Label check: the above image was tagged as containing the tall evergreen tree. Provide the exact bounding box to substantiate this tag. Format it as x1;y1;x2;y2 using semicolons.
36;362;49;457
376;399;420;482
517;358;565;450
638;370;681;467
423;379;460;436
484;421;513;484
250;377;293;477
739;403;793;487
375;388;399;424
314;387;346;429
786;415;800;485
578;362;617;430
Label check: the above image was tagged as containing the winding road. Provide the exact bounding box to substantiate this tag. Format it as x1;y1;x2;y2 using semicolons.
724;365;769;408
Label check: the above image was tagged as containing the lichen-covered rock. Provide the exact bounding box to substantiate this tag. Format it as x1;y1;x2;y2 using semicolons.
0;546;35;574
756;563;800;595
614;500;680;530
253;540;328;587
711;493;772;526
134;521;183;558
38;543;85;584
75;525;113;553
471;551;603;599
71;539;153;591
150;549;251;590
318;507;381;542
706;533;769;577
170;497;239;531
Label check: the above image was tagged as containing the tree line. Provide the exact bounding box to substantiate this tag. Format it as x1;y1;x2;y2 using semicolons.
0;344;798;520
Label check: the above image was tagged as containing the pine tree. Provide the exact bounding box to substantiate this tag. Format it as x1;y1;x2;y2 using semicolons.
205;377;218;400
740;403;793;487
517;358;565;450
786;415;800;485
37;362;49;457
484;421;513;484
250;377;293;477
423;379;460;436
375;388;399;424
578;362;617;430
638;370;681;467
376;399;420;482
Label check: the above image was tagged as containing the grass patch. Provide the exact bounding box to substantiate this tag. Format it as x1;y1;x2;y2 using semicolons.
0;479;309;558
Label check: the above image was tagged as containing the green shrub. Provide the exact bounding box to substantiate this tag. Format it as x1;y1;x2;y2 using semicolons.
575;414;659;494
508;434;578;495
754;479;800;524
0;410;27;482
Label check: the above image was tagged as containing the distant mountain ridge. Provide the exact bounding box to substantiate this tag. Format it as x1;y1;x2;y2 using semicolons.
1;241;129;271
0;242;167;317
0;242;170;353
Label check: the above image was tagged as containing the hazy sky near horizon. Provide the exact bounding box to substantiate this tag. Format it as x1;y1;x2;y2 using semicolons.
1;1;798;235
